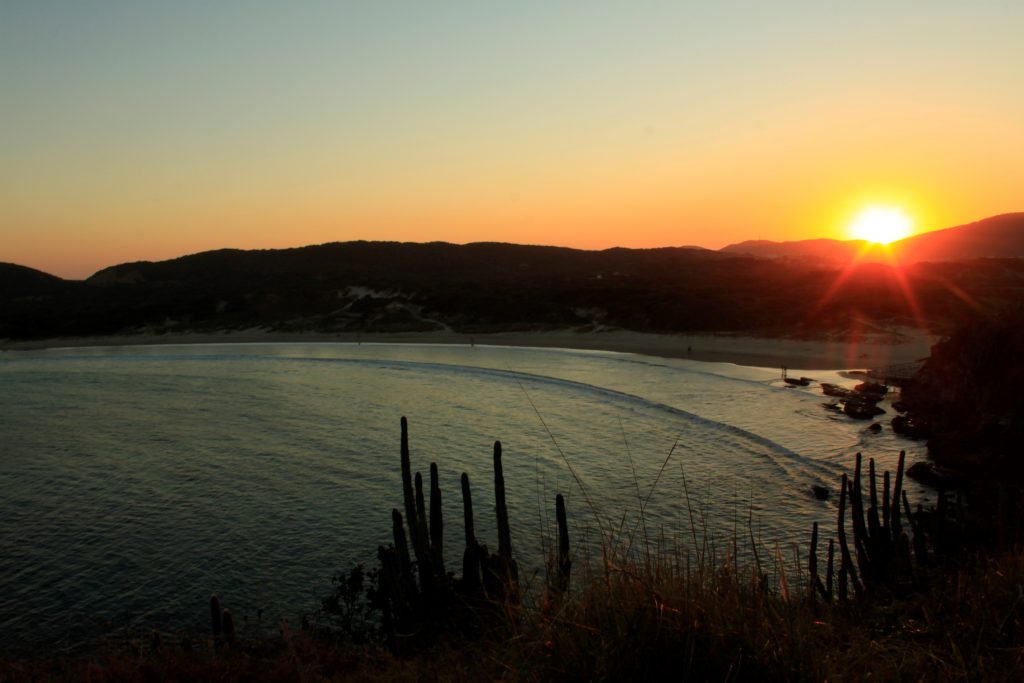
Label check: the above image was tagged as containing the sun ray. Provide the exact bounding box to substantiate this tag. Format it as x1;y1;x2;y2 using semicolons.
805;204;936;345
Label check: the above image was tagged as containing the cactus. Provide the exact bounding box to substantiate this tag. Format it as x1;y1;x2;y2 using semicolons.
891;451;906;539
460;472;481;594
400;417;423;563
808;449;948;605
369;419;535;647
849;454;871;585
808;521;821;602
494;441;512;563
882;470;891;534
376;544;401;634
491;441;518;599
429;462;444;575
386;508;419;629
869;458;878;511
222;608;235;644
825;538;835;600
415;471;427;540
555;493;571;593
461;472;476;547
210;594;222;636
835;473;862;599
392;508;412;578
413;471;434;593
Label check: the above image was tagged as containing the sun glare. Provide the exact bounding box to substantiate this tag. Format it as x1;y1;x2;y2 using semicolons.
848;207;914;244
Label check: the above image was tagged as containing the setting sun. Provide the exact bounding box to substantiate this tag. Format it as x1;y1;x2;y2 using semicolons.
848;207;914;244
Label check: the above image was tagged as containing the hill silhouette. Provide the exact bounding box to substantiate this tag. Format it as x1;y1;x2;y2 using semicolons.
719;238;866;264
721;213;1024;264
0;262;66;297
888;213;1024;264
3;236;1024;341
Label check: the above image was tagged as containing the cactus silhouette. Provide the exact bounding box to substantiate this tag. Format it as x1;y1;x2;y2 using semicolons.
366;417;565;647
553;493;572;596
808;450;954;604
429;462;444;575
210;594;222;636
222;608;235;644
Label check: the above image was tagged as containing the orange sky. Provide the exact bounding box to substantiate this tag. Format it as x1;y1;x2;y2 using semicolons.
2;3;1022;279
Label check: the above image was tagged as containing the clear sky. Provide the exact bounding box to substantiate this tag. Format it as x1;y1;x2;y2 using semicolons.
2;1;1022;279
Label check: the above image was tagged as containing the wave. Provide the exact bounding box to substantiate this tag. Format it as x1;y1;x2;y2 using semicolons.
11;346;844;488
282;354;844;488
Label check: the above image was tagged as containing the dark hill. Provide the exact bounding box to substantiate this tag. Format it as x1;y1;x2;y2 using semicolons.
0;262;67;297
3;239;1024;341
720;213;1024;265
888;213;1024;264
86;242;719;288
719;238;866;264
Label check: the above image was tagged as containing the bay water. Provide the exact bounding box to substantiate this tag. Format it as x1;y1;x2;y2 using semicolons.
0;342;929;654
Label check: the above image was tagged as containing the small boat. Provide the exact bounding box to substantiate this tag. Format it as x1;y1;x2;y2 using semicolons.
780;367;813;387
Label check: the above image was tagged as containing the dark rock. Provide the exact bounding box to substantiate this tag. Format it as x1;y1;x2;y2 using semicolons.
822;383;854;398
854;381;888;397
868;422;882;433
892;414;931;439
844;399;885;419
906;461;966;489
811;485;830;500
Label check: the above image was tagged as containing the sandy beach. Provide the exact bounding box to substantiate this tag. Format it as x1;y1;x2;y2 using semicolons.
0;326;938;371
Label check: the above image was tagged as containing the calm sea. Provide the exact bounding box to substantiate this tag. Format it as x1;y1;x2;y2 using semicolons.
0;342;929;654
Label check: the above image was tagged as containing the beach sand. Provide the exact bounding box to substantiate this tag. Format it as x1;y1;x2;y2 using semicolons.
0;326;938;371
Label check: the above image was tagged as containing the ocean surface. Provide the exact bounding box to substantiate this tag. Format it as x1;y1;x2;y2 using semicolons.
0;342;930;654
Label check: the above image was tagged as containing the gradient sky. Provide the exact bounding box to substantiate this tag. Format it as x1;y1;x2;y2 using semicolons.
2;1;1022;279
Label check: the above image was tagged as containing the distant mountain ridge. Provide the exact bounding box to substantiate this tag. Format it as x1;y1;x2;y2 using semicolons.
721;213;1024;264
719;238;867;263
3;215;1023;341
85;241;721;288
887;213;1024;263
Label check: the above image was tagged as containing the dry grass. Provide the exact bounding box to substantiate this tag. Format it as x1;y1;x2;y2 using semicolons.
5;544;1022;682
496;544;1024;682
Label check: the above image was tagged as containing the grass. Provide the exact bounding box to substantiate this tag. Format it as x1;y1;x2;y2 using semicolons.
4;534;1022;681
7;522;1024;681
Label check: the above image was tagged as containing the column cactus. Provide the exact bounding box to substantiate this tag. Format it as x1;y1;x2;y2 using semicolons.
429;462;444;576
210;594;222;636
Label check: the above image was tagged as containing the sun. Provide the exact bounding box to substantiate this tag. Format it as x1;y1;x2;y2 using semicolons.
847;206;914;244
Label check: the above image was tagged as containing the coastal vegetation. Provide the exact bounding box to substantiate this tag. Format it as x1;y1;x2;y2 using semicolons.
3;235;1024;342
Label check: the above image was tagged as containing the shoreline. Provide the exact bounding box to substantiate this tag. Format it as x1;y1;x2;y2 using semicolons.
0;327;937;371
